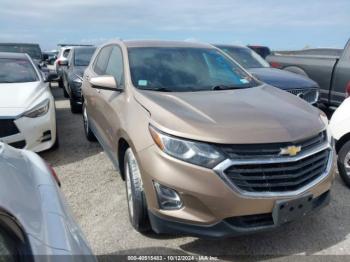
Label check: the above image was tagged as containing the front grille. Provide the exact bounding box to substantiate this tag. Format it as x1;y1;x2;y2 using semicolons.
219;131;326;159
0;119;20;138
224;149;329;192
287;88;318;104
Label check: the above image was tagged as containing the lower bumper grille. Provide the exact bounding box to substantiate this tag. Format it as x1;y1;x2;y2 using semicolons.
226;213;273;228
224;149;329;192
9;140;26;149
0;119;19;138
287;88;319;104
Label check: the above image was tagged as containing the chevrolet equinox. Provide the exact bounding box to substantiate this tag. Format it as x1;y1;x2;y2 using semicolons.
81;40;335;237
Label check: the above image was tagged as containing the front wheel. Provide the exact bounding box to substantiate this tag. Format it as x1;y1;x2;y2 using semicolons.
63;85;69;98
338;140;350;187
58;78;64;88
70;98;82;114
124;148;150;232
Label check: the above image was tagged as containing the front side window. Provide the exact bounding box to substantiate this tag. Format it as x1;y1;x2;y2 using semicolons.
74;48;96;67
220;46;270;69
105;46;124;86
0;58;38;83
93;46;112;75
128;47;258;92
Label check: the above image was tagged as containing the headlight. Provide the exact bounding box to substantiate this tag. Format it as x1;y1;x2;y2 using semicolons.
319;110;333;145
149;125;225;169
23;99;50;118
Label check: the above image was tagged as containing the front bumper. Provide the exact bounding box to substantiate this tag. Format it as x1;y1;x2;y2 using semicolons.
138;144;336;237
0;97;56;152
148;190;331;238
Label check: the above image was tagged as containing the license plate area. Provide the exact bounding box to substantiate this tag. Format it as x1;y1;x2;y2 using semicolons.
272;194;313;225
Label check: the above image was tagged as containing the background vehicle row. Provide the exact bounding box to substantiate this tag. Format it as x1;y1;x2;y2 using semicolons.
267;39;350;108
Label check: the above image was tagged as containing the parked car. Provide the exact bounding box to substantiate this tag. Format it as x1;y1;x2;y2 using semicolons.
54;46;72;88
82;40;335;238
0;43;43;65
215;44;320;104
0;43;49;76
247;45;271;58
61;46;96;113
0;52;58;152
0;142;96;260
266;39;350;108
43;50;58;65
330;97;350;187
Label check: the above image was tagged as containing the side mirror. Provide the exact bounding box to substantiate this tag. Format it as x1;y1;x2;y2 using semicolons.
89;75;121;91
42;54;49;61
45;73;58;82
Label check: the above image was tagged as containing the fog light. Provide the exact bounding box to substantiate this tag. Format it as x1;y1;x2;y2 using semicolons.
41;130;52;142
154;182;183;210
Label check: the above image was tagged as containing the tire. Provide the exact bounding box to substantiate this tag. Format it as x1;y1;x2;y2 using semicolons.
63;86;69;98
70;98;82;114
338;140;350;187
58;78;64;88
124;148;150;232
83;102;96;142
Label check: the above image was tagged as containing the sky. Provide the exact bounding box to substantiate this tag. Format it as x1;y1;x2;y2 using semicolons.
0;0;349;51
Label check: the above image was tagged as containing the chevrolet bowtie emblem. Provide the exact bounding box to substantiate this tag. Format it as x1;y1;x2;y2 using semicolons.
280;145;302;156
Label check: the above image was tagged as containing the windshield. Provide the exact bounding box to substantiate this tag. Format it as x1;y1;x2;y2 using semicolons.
128;47;258;92
74;48;96;66
0;44;42;60
0;58;38;83
218;46;270;69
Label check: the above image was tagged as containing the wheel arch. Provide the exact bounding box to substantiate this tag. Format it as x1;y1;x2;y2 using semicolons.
118;138;130;181
336;133;350;154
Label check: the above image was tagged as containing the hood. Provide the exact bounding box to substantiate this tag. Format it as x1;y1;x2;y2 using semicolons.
134;85;325;144
0;81;45;116
248;68;318;90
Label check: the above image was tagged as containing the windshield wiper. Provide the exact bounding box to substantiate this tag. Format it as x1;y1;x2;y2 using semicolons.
139;87;173;92
211;85;247;90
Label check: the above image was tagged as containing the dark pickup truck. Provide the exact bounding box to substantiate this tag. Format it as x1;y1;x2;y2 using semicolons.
266;39;350;108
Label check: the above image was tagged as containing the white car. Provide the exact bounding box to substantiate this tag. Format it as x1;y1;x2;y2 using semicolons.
0;142;96;260
0;52;58;152
330;97;350;186
54;46;72;87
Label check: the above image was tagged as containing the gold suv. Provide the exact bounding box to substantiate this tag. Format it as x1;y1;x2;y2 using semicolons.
82;40;335;237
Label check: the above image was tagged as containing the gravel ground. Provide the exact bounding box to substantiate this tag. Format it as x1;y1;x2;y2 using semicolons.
41;85;350;260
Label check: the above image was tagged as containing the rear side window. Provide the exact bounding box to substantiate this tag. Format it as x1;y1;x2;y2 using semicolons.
0;58;38;83
93;46;112;75
62;49;70;58
74;48;96;66
105;46;124;86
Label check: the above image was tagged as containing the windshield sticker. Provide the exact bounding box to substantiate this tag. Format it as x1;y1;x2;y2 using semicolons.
240;78;249;84
138;80;148;86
